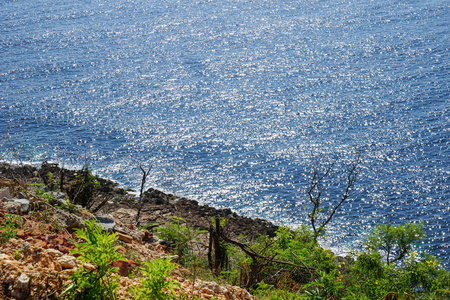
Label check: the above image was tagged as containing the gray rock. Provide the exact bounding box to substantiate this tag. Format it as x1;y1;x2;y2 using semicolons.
4;201;21;214
53;208;85;229
95;216;116;231
47;197;64;207
52;191;66;200
15;273;30;290
22;242;30;251
13;199;30;213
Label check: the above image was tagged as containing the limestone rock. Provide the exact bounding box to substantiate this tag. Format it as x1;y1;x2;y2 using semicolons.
57;255;77;269
53;208;85;229
14;273;30;290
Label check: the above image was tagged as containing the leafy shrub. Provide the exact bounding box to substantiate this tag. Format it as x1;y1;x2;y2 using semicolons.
364;222;425;264
131;257;181;300
0;213;23;243
302;270;343;299
156;217;207;264
345;222;450;299
68;164;100;209
61;219;125;300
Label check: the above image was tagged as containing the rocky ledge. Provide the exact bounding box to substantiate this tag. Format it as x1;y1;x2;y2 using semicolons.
0;163;278;299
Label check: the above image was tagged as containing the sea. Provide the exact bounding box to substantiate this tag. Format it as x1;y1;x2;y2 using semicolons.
1;0;449;267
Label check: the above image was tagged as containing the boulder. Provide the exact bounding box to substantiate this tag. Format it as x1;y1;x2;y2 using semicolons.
10;199;30;214
95;216;115;231
53;208;85;230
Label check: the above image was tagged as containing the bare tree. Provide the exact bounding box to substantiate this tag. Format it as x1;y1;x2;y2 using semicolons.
135;163;152;226
307;151;362;243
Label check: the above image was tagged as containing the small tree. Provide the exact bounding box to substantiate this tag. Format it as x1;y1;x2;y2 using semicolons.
364;222;425;264
68;164;100;209
306;151;362;243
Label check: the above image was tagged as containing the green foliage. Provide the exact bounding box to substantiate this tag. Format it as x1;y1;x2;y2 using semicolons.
156;217;207;263
14;249;22;260
271;226;337;280
131;257;181;300
364;222;425;264
68;164;100;209
33;188;59;203
253;282;305;300
0;213;23;244
47;171;58;191
302;271;343;299
61;219;125;300
345;223;449;300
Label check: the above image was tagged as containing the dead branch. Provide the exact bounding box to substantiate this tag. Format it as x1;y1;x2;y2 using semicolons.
135;163;152;226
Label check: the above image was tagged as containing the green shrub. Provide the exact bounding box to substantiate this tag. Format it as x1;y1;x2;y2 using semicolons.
364;222;425;264
68;164;100;209
131;257;181;300
0;214;23;244
156;217;207;264
301;270;343;299
61;219;125;300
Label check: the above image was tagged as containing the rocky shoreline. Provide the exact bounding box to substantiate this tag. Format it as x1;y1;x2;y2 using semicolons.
0;162;278;240
0;162;273;299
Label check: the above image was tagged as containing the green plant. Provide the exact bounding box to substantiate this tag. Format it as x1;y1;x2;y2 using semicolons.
345;223;450;299
61;219;125;300
364;222;425;264
156;217;207;264
67;164;100;209
14;249;22;260
131;257;181;300
302;271;343;299
33;188;58;203
0;213;23;243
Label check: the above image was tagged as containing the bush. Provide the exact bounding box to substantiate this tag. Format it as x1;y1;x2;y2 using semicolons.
68;164;100;209
61;219;125;300
156;217;207;264
131;257;181;300
0;213;23;243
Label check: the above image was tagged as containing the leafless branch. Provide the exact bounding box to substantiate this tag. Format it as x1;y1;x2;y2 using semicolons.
135;163;152;226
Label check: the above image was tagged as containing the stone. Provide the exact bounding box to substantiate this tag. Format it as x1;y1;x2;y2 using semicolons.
15;273;30;290
22;242;30;251
12;199;30;213
117;232;133;243
116;246;127;255
53;208;85;229
57;255;77;269
17;192;28;199
83;263;95;271
111;260;138;277
4;201;21;214
46;248;64;258
10;289;28;300
95;216;116;231
114;225;145;242
0;187;11;199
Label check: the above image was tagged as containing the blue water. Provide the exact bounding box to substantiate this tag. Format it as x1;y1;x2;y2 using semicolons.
1;0;449;266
